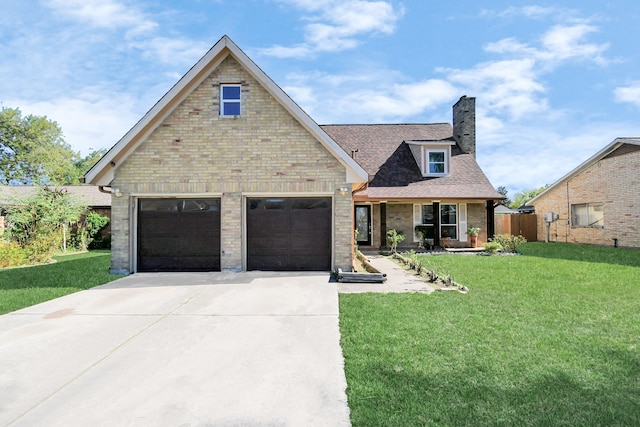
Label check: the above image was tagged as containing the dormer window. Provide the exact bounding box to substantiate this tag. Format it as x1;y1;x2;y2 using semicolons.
220;84;241;116
406;140;454;177
427;150;447;174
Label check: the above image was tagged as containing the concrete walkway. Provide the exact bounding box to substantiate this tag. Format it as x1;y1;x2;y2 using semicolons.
0;272;350;427
337;253;435;294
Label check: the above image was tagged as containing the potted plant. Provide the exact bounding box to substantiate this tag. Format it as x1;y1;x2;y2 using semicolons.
467;226;481;248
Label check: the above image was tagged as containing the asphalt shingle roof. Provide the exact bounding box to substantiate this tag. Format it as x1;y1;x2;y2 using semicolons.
321;123;502;200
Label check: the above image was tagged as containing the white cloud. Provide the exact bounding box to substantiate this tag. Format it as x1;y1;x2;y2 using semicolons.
260;0;403;58
538;23;609;65
284;70;458;123
614;82;640;108
7;91;142;156
45;0;157;34
481;5;576;19
484;23;608;65
135;37;210;66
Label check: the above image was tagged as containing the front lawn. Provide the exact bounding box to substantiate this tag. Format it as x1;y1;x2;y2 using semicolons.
340;242;640;426
0;250;125;315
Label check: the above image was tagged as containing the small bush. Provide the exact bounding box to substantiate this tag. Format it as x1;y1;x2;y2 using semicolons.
0;241;28;268
22;233;60;264
483;241;503;254
492;233;527;253
387;229;405;252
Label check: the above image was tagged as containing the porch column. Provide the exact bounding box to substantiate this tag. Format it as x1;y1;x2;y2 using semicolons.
486;200;496;239
433;201;440;246
379;202;387;249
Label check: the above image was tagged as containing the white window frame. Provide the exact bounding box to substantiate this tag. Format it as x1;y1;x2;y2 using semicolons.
440;203;458;240
220;84;241;116
413;203;467;242
425;149;448;175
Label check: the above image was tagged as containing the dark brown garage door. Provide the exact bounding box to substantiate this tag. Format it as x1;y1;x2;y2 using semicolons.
138;198;221;272
247;197;332;271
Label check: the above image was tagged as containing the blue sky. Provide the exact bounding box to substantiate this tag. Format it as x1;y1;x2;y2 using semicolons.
2;1;639;196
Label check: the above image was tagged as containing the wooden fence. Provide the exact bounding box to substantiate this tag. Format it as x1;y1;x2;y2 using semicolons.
495;214;537;242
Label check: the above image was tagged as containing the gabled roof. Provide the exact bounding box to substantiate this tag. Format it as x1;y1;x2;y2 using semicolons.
0;185;111;207
529;137;640;205
85;35;367;185
321;124;502;200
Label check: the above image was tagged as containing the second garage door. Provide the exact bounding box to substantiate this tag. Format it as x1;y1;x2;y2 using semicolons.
247;197;332;271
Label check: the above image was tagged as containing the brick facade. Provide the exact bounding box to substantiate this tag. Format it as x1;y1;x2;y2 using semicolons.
110;56;353;273
531;148;640;248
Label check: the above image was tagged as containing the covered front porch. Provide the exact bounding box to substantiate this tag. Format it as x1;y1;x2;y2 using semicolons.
354;200;496;251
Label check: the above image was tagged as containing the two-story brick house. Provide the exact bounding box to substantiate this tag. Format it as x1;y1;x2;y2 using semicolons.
86;35;502;274
529;138;640;247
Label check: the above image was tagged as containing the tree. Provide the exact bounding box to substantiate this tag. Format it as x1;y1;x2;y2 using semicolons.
0;107;82;185
74;148;107;178
509;186;548;209
6;186;88;255
496;186;512;207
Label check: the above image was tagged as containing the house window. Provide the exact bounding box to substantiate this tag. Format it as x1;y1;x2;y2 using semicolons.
571;203;603;227
440;204;457;239
220;84;241;116
427;150;447;174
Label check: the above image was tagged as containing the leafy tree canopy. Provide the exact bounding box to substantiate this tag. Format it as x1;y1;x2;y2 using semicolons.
0;106;103;185
509;185;549;209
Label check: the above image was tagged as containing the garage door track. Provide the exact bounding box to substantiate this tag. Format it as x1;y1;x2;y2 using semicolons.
0;272;351;426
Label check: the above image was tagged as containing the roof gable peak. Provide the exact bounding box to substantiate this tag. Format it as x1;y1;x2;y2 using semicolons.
85;35;366;185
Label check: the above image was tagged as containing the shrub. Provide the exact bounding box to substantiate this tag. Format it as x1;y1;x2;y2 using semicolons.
387;229;405;252
492;233;527;253
22;232;60;264
0;240;28;268
483;241;503;254
78;211;110;250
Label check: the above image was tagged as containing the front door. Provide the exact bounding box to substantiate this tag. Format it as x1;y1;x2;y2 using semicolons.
355;205;372;246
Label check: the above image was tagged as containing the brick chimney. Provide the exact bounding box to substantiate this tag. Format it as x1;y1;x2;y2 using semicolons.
452;95;476;158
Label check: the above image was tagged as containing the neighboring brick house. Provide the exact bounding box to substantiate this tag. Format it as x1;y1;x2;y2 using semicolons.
86;35;501;274
529;138;640;248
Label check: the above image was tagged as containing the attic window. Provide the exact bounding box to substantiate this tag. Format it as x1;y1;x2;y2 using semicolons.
427;150;447;174
220;84;241;116
406;140;453;177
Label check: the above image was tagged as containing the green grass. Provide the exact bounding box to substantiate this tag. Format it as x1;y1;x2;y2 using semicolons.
0;250;125;314
340;242;640;426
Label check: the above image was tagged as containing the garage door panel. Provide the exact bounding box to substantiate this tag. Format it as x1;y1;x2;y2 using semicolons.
138;198;220;272
247;197;331;271
289;255;330;271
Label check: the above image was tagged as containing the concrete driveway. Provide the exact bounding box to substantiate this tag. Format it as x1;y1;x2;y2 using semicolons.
0;272;351;426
